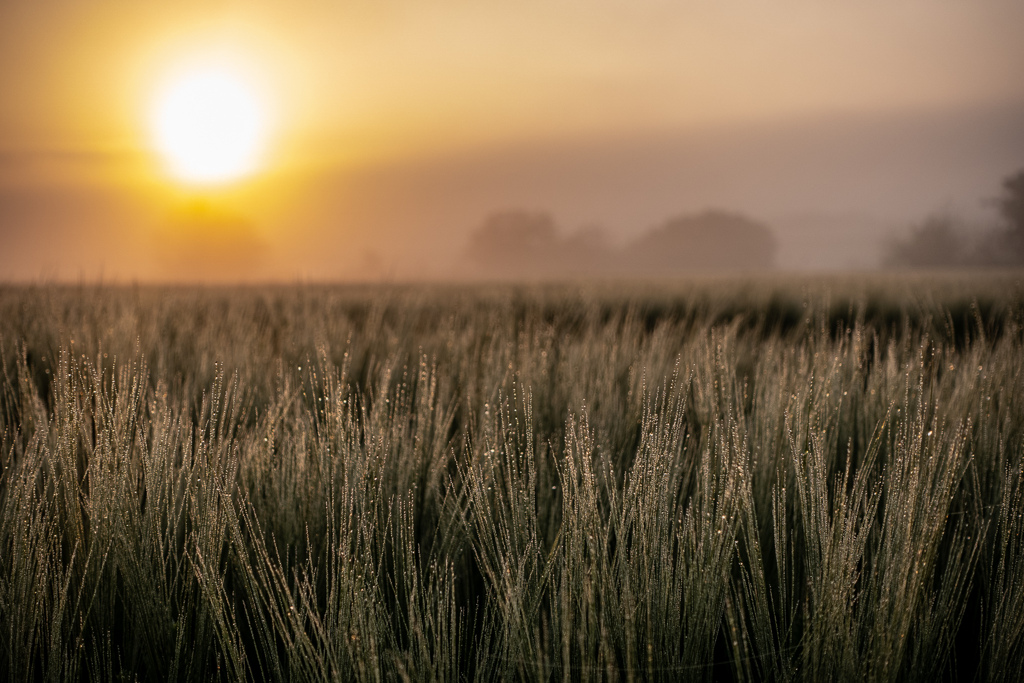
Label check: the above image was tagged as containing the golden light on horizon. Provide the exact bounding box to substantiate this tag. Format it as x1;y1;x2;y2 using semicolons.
151;65;268;185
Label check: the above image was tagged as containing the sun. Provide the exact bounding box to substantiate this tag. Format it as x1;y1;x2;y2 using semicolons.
152;66;268;185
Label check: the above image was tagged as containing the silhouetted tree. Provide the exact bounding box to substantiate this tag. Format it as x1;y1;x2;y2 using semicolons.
883;214;966;268
464;208;778;278
999;169;1024;232
464;211;561;277
996;168;1024;262
624;210;777;272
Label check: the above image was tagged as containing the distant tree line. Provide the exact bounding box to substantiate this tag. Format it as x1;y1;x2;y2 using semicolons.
885;168;1024;268
464;209;777;278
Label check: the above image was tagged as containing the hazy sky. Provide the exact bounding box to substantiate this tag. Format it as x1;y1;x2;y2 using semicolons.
2;0;1024;280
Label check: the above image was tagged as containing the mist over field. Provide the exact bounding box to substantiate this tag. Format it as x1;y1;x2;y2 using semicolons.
2;1;1024;282
3;101;1024;281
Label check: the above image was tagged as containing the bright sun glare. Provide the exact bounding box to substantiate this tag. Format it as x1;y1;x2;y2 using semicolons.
152;67;267;184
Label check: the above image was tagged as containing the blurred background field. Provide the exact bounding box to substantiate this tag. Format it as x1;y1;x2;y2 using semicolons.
2;274;1023;681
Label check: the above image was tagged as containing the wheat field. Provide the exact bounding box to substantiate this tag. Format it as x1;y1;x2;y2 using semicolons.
1;275;1022;682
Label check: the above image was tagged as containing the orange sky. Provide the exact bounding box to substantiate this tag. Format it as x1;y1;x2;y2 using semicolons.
2;0;1024;280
